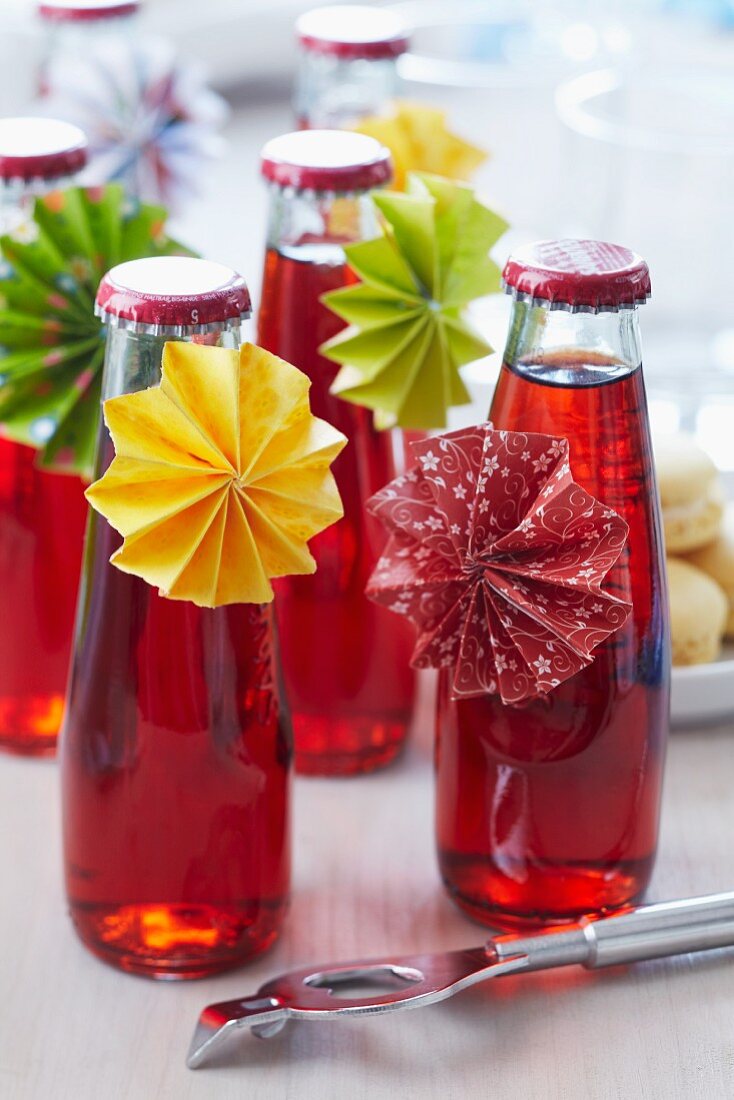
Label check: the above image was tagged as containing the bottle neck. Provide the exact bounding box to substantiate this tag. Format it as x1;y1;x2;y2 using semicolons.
294;51;400;128
101;325;242;403
265;185;380;259
502;299;643;387
0;187;32;234
94;324;242;478
0;175;79;234
42;14;138;51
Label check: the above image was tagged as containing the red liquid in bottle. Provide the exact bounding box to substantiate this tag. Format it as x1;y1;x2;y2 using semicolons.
61;503;290;978
436;357;669;926
0;437;87;755
258;244;415;775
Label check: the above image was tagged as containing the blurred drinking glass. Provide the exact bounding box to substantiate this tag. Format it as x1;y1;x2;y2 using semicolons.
556;64;734;465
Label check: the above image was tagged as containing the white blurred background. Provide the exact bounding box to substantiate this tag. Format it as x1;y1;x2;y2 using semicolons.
2;0;734;463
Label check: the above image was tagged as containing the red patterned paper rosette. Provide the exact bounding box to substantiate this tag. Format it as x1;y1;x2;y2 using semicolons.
366;423;632;705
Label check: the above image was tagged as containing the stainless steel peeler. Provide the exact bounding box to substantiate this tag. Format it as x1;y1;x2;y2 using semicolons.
188;890;734;1069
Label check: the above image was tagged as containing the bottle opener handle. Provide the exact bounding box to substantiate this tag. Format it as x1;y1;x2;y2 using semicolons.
493;891;734;972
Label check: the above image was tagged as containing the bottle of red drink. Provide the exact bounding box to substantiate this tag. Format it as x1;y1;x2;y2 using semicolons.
0;117;89;756
61;257;291;978
295;5;409;129
436;240;670;927
257;130;416;775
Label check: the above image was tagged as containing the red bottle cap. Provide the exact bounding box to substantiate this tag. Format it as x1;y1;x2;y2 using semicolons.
0;117;88;182
38;0;139;21
261;129;392;192
297;5;410;59
502;239;651;312
96;257;252;329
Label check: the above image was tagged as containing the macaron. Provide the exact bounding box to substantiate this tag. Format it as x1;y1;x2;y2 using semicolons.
687;504;734;638
654;433;725;553
667;557;728;666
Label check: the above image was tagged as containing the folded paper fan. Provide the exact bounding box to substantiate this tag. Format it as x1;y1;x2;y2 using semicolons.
86;342;347;608
356;101;487;191
320;172;507;431
366;423;632;704
39;37;228;210
0;184;185;475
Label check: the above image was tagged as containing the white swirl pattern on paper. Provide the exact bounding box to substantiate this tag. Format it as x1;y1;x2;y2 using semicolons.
366;423;631;704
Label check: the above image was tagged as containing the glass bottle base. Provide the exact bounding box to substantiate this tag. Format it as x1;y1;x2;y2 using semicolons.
293;714;409;777
439;851;654;930
68;899;288;979
0;693;64;756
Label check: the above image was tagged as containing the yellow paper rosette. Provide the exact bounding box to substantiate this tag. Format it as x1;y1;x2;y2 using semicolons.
86;341;347;607
356;101;487;191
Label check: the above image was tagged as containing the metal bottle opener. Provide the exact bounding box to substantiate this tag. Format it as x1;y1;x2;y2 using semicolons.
188;890;734;1068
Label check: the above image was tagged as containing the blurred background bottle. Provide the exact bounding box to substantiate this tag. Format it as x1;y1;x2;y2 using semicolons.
294;4;409;129
0;116;89;756
37;0;141;95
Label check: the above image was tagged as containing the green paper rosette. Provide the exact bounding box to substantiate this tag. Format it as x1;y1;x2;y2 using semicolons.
320;172;508;431
0;184;187;476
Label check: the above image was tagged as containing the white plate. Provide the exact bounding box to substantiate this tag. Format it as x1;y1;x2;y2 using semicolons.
671;644;734;727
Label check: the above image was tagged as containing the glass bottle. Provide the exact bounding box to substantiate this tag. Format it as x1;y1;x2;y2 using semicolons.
294;5;409;130
61;257;291;978
257;130;416;776
436;239;670;927
37;0;140;95
0;117;89;756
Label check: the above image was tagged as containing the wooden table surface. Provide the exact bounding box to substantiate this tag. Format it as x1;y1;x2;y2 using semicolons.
2;669;734;1100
